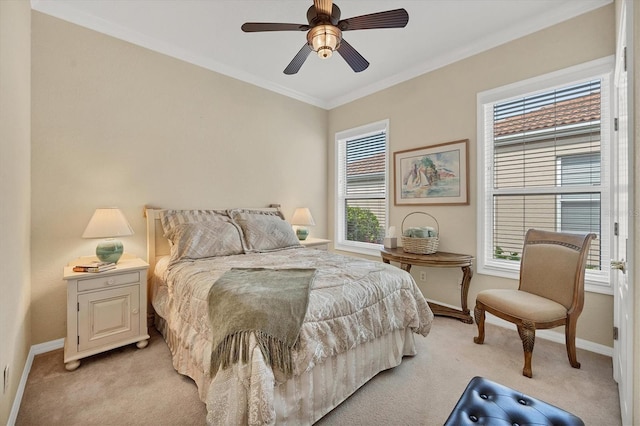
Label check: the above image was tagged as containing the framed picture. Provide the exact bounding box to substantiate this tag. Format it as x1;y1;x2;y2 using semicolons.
394;139;469;206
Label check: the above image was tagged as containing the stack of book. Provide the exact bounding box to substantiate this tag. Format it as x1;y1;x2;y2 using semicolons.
72;261;116;273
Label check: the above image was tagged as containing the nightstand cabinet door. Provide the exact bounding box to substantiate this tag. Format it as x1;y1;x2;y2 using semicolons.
63;256;150;371
77;285;139;352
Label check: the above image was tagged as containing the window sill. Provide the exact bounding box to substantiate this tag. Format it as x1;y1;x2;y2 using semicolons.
334;241;383;258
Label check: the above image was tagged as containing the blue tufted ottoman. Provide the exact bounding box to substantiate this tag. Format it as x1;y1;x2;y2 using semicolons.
444;376;584;425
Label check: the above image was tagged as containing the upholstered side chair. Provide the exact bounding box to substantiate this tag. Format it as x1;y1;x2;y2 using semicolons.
473;229;596;378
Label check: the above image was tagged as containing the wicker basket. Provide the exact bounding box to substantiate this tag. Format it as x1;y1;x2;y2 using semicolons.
401;212;440;254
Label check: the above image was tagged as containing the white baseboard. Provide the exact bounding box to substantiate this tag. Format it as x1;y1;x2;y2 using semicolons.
7;338;64;426
427;298;614;357
484;315;613;357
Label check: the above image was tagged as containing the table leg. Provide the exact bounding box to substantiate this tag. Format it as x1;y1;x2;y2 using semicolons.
460;265;473;315
382;258;412;274
426;265;473;324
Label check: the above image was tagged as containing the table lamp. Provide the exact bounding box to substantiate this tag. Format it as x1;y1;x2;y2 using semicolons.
291;207;315;240
82;207;134;263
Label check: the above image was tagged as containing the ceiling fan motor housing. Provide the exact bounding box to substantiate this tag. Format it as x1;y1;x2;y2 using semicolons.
307;25;342;58
306;3;342;58
306;4;341;26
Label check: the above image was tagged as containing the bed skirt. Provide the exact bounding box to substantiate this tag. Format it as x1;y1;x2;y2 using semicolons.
155;313;417;425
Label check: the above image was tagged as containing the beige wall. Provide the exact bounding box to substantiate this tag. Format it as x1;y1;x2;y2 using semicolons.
27;2;620;350
30;12;328;344
328;5;616;347
0;0;31;422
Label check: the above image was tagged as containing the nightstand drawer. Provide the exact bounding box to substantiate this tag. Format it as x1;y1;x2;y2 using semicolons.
77;271;140;292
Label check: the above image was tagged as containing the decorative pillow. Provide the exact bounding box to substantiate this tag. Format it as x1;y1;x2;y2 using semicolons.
168;221;244;265
229;209;301;253
160;209;230;239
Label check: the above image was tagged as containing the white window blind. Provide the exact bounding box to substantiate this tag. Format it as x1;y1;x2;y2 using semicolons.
477;57;613;292
336;120;388;255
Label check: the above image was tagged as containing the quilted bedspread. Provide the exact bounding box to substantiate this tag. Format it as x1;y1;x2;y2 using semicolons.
153;248;433;425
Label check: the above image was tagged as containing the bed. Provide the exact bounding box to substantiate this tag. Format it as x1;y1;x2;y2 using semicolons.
145;207;433;425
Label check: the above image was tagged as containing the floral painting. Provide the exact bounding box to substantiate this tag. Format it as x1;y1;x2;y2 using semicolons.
394;139;469;205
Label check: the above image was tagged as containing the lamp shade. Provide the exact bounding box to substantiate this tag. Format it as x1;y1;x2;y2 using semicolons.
82;208;134;238
291;208;316;226
82;208;133;263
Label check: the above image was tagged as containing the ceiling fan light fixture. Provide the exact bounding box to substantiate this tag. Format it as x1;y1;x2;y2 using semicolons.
307;24;341;59
242;3;408;74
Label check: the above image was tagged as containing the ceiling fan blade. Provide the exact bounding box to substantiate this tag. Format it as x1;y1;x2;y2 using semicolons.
241;22;309;32
338;8;409;31
336;38;369;73
284;44;313;75
313;0;334;17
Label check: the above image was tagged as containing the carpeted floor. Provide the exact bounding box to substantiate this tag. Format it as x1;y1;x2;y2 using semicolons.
15;317;621;425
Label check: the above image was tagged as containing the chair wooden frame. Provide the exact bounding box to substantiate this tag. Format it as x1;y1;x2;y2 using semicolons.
473;229;596;378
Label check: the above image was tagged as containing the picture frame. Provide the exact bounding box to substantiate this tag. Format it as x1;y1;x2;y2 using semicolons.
394;139;469;206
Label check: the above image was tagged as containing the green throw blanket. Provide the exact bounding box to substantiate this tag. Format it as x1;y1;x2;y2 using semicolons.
208;267;316;378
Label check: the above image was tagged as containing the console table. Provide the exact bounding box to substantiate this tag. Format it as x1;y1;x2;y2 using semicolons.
380;247;474;324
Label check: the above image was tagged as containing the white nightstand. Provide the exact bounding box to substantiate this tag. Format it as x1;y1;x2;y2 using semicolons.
62;254;150;371
299;238;331;250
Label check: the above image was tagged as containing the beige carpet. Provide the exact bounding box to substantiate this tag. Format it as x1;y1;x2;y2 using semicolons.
15;317;621;425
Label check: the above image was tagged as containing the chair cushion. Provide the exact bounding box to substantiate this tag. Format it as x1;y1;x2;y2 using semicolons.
444;376;584;425
477;289;567;323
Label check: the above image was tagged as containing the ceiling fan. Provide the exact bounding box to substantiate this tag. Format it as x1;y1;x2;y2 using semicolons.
241;0;409;75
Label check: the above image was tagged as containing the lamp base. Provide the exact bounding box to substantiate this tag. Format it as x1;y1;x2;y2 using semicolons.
96;239;124;263
296;227;309;241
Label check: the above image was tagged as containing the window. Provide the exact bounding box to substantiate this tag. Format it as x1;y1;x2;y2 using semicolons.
558;153;601;231
335;120;388;256
477;57;613;293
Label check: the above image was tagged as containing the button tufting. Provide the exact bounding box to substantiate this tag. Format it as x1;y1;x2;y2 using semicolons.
444;377;584;426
